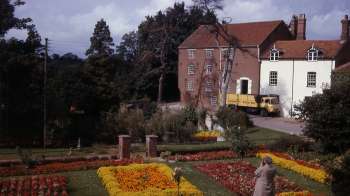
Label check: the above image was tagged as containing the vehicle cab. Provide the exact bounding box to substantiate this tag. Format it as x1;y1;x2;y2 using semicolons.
261;96;280;114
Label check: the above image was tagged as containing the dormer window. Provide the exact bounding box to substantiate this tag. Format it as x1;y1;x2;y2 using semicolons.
270;45;279;61
307;44;319;61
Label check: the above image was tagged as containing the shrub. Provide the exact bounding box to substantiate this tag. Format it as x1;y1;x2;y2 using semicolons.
216;108;253;159
294;71;350;153
147;108;196;143
266;136;310;153
331;151;350;196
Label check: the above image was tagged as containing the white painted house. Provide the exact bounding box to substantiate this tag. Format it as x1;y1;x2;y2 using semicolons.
260;40;346;117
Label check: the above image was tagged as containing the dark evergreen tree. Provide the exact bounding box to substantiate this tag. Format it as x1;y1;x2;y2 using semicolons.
0;0;32;37
85;19;114;57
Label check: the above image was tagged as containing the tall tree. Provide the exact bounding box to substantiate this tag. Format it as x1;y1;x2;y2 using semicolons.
0;0;31;37
116;31;138;62
192;0;223;12
86;19;114;57
133;2;217;101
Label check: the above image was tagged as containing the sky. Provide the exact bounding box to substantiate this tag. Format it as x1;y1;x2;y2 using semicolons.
6;0;350;57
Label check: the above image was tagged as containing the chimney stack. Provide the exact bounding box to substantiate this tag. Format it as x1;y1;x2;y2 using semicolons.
289;15;298;38
341;15;349;41
296;14;306;40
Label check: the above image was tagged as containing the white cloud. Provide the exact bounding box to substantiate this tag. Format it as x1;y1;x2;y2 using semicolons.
219;0;292;23
309;9;348;39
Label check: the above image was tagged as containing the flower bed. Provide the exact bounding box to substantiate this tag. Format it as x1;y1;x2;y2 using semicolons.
97;163;203;196
257;151;328;183
277;191;313;196
0;175;68;195
195;161;303;196
0;159;141;177
192;130;222;142
168;150;238;161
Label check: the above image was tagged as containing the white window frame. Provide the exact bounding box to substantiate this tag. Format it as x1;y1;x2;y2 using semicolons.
205;80;213;92
205;49;214;59
206;64;213;74
269;45;279;61
269;71;278;86
307;45;318;61
210;96;217;106
307;72;316;87
187;64;195;75
186;80;194;91
187;49;195;59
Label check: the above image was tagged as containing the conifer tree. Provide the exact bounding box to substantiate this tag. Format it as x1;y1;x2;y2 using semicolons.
86;19;114;57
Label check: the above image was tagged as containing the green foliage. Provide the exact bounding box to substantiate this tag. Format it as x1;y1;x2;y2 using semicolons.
86;19;114;57
216;108;253;159
215;107;252;129
265;136;310;153
0;0;32;37
331;151;350;196
147;107;197;143
294;71;350;153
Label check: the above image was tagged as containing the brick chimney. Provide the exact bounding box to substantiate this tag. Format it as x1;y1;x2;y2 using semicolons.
341;15;349;41
289;15;298;38
296;14;306;40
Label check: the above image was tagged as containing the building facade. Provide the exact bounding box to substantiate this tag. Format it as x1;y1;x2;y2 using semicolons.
178;20;294;109
178;14;350;113
260;15;350;117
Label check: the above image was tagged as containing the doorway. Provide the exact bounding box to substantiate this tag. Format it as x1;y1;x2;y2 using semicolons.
240;79;248;94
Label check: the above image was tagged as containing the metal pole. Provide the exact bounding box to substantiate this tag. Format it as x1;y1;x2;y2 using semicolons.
43;38;48;149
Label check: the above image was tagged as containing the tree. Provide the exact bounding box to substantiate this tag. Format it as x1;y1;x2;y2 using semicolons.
294;71;350;153
192;0;223;12
86;19;114;56
116;31;138;62
0;0;31;37
133;2;217;101
216;107;253;159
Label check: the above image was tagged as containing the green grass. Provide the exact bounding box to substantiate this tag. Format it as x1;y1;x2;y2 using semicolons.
61;170;108;196
158;127;293;154
167;162;233;196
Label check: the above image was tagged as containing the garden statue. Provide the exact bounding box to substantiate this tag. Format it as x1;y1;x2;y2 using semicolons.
253;156;276;196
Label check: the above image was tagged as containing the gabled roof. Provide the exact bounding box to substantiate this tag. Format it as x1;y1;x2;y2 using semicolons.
262;40;344;59
336;61;350;72
178;20;284;49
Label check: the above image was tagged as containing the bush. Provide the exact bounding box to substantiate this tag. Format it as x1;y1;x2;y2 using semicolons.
265;136;310;153
147;106;197;143
294;71;350;153
216;108;253;159
331;151;350;196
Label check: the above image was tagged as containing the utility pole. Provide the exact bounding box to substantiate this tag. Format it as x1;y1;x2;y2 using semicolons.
43;38;48;149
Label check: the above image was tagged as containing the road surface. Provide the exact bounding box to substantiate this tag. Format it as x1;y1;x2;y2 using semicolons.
249;115;304;135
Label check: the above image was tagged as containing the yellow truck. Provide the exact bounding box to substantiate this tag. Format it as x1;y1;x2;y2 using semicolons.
226;94;280;116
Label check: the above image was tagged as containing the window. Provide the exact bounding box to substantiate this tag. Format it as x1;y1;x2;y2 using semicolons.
270;45;279;61
307;45;318;61
222;48;234;59
307;72;316;87
210;96;217;106
269;71;278;86
205;49;213;59
186;80;194;91
206;64;213;74
205;80;213;92
187;64;195;75
187;49;195;59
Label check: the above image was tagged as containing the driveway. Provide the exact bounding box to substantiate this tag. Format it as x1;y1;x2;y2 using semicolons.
249;115;305;135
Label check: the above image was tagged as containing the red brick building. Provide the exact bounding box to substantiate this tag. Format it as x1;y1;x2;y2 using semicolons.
178;17;298;109
178;14;350;110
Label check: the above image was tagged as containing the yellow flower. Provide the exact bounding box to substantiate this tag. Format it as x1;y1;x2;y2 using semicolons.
97;163;203;196
256;152;328;183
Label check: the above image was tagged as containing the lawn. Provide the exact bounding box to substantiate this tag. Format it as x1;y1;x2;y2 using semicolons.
0;127;288;160
0;127;331;195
